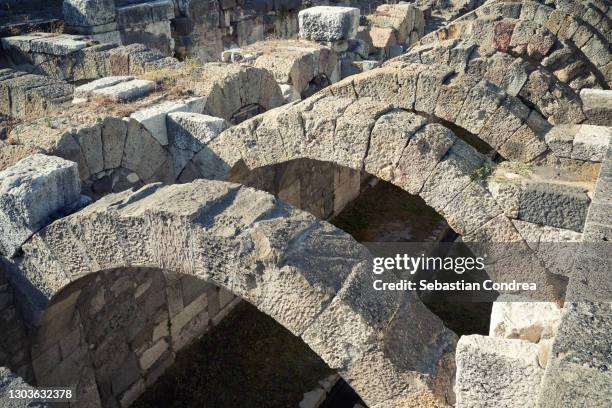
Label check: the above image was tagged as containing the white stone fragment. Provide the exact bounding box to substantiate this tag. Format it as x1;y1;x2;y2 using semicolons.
0;154;81;257
490;299;563;342
571;125;612;162
92;79;156;102
74;76;134;98
299;388;326;408
129;97;206;145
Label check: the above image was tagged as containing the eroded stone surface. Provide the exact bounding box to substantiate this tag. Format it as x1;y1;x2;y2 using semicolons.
14;179;457;407
489;299;563;343
0;154;80;257
299;7;360;42
455;335;544;408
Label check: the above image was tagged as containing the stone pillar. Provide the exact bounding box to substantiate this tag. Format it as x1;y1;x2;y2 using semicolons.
63;0;118;38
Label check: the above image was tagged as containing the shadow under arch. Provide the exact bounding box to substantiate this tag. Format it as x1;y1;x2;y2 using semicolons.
20;180;457;407
31;266;344;407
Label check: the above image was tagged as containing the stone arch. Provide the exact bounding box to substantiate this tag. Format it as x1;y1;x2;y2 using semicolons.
187;94;535;239
459;1;611;78
186;63;284;125
19;180;458;407
402;39;586;125
30;266;240;407
493;0;612;41
414;18;609;89
10;114;178;197
329;64;555;162
183;101;567;293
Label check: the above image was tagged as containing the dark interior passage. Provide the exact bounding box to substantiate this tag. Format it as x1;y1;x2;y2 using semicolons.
132;302;366;408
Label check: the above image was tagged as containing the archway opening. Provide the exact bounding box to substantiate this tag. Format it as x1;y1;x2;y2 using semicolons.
301;74;332;100
231;103;266;125
31;267;367;407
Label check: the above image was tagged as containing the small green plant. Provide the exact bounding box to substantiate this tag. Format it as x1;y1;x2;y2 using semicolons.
470;162;493;183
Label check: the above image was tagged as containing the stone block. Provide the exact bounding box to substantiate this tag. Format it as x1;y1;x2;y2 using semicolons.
170;292;208;335
130;97;206;146
92;79;156;102
537;302;612;407
490;299;562;343
167;112;227;152
64;0;117;28
180;276;210;307
299;6;359;42
121;119;170;182
571;125;611;162
368;4;418;44
30;35;89;56
119;378;144;408
117;4;153;28
74;76;134;99
299;388;326;408
580;88;612;126
369;26;397;50
545;125;576;158
102;117;128;170
519;182;590;232
456;335;544;408
139;339;168;371
0;155;80;257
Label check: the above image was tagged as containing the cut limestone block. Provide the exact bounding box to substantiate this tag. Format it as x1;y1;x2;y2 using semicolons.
166;112;227;178
298;6;360;42
91;79;156;102
367;4;421;44
30;35;90;56
571;125;612;162
489;298;563;343
74;76;134;99
537;302;612;407
130;97;206;146
580;88;611;126
518;182;590;232
369;26;398;50
63;0;117;29
0;154;81;257
167;112;227;152
455;335;544;408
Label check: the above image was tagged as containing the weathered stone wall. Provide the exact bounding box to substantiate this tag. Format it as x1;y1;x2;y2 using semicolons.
115;0;176;55
32;267;239;408
0;34;180;83
0;267;32;383
172;0;304;62
229;158;365;220
0;69;73;119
